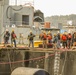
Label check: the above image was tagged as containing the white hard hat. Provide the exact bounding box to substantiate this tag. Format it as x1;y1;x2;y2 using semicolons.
6;29;8;31
57;31;60;33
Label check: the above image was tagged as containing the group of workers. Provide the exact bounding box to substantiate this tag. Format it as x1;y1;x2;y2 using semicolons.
39;30;76;49
4;29;17;47
3;29;76;49
3;29;35;48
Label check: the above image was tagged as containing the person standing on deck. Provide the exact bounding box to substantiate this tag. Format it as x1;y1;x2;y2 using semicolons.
42;31;47;48
28;31;35;48
67;33;72;49
56;31;61;49
61;32;67;49
53;33;58;49
47;31;52;44
4;29;10;46
11;30;17;47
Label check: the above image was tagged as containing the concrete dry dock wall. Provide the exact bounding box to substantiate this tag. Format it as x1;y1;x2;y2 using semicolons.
0;49;76;75
59;51;76;75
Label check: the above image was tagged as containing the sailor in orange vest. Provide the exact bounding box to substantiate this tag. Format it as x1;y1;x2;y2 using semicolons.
42;31;47;48
61;32;67;48
47;31;52;44
11;30;17;47
39;30;44;40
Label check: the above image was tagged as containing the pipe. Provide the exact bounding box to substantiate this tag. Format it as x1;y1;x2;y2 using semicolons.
11;67;50;75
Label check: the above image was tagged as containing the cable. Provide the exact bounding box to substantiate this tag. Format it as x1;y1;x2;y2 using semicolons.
0;49;66;65
6;6;11;20
6;5;23;20
11;6;23;11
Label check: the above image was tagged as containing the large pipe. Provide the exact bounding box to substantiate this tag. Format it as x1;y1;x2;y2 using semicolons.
11;67;50;75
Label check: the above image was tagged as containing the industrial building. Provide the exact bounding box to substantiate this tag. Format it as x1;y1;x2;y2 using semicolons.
0;0;45;44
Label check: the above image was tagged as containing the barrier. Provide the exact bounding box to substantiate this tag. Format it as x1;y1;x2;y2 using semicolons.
34;40;43;47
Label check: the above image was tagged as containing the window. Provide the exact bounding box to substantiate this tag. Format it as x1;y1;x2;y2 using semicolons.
22;15;29;25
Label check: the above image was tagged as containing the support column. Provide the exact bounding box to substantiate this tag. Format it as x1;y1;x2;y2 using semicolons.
44;52;49;71
20;51;25;67
0;5;4;43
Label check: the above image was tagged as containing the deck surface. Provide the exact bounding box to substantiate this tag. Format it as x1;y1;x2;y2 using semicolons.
0;44;76;52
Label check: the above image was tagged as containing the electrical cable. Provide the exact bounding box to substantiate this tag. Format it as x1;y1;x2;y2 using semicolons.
0;50;66;65
11;6;23;11
6;5;23;20
6;6;11;20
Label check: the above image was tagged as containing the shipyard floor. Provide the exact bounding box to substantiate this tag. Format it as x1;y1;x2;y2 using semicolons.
0;44;76;75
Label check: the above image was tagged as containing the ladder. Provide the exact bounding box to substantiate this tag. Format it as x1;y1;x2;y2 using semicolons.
54;51;60;75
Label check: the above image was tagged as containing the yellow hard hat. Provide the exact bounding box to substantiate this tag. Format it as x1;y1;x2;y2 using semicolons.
64;31;67;35
30;30;32;32
48;31;51;34
54;33;56;36
12;29;14;32
43;31;46;34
